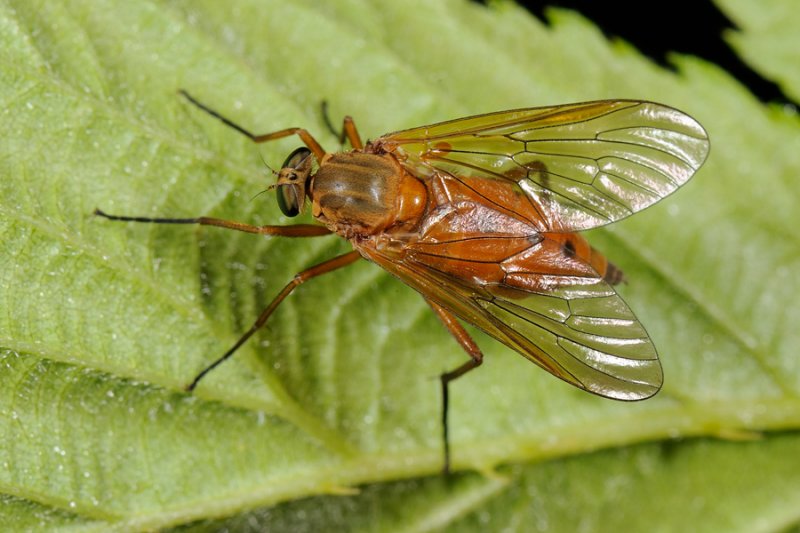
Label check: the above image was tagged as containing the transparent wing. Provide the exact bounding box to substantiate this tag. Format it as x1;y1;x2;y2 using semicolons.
359;236;662;401
378;100;709;231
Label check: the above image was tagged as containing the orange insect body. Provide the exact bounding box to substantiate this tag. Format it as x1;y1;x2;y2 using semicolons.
340;159;647;398
97;95;709;471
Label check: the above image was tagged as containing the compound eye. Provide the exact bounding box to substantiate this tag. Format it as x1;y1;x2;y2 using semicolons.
282;147;312;169
276;184;301;217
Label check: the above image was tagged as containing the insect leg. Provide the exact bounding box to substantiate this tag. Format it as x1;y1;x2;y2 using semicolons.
93;208;332;237
179;90;326;160
320;101;364;150
341;117;364;150
187;250;362;391
426;299;484;474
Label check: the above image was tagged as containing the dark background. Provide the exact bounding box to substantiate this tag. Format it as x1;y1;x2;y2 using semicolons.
477;0;791;106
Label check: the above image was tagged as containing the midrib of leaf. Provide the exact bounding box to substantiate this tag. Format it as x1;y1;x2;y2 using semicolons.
396;474;510;533
451;397;800;476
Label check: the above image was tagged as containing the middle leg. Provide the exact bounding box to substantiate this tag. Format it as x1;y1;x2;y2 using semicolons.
187;249;362;390
426;298;484;474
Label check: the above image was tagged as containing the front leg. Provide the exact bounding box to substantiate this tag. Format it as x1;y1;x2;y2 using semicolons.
93;208;332;237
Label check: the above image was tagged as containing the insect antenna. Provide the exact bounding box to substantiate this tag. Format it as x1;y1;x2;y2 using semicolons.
257;149;278;176
249;189;272;202
247;150;281;203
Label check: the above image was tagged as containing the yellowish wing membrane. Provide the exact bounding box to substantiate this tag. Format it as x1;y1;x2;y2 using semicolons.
360;244;662;401
382;100;709;231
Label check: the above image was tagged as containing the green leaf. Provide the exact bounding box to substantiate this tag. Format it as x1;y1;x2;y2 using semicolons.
182;433;800;532
717;0;800;102
1;0;798;530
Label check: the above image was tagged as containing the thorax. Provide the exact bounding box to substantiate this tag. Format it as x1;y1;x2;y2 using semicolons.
311;151;427;239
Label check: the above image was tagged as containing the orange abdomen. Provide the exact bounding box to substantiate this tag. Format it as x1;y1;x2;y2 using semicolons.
397;173;625;294
545;232;624;285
